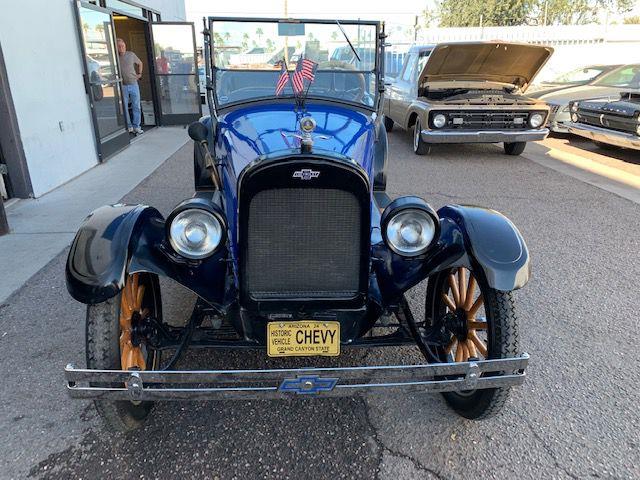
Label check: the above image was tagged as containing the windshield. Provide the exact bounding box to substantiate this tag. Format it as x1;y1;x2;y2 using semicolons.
209;19;379;109
594;65;640;88
550;66;609;85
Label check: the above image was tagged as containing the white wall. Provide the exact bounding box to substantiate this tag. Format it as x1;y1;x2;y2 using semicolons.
0;0;186;198
0;1;99;198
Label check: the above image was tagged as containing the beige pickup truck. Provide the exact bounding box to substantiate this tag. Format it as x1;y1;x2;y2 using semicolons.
384;42;553;156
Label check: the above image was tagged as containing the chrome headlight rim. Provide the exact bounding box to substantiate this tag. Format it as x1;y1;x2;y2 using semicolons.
432;113;447;129
529;112;545;128
381;197;440;257
166;203;227;260
570;102;579;112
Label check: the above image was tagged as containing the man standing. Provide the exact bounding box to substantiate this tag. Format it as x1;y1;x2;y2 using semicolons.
116;38;144;135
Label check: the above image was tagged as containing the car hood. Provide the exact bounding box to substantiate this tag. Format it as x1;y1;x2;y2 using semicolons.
528;84;626;104
218;103;376;176
418;42;553;92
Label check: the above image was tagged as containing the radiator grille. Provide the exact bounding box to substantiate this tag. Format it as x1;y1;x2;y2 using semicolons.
577;111;638;135
244;188;362;299
440;111;531;130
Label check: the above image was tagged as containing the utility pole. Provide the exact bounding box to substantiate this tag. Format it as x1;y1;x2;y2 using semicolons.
284;0;289;65
414;15;419;42
543;0;548;26
0;194;8;236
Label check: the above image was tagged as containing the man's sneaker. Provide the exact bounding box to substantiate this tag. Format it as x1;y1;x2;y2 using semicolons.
134;127;144;135
128;127;134;133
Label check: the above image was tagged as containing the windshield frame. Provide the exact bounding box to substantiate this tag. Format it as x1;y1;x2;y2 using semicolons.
205;16;382;113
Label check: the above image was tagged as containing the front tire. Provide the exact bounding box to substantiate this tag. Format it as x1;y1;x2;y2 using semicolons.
413;118;431;155
426;267;519;420
383;115;394;132
503;142;526;156
593;141;621;151
86;272;161;432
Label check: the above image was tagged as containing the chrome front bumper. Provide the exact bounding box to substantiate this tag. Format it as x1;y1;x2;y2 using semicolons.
65;354;529;401
421;129;549;144
568;123;640;150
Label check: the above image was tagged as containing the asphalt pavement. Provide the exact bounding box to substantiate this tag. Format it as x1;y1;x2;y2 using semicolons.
0;131;639;479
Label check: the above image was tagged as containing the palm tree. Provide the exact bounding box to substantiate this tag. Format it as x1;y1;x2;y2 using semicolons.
256;27;264;43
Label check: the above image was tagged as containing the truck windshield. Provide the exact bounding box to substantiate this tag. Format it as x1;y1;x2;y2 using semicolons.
210;19;378;109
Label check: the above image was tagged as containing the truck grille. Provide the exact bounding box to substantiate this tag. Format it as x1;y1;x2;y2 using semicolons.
438;111;531;130
239;159;369;304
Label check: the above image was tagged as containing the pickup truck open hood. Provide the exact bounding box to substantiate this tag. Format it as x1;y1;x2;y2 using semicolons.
418;42;553;92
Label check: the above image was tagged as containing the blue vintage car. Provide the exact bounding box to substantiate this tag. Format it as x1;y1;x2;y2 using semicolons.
64;17;530;432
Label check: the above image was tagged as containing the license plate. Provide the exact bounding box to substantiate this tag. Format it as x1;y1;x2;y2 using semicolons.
267;321;340;357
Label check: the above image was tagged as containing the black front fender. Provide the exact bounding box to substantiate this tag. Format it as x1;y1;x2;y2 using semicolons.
439;205;530;291
66;204;162;304
66;203;230;307
373;204;530;302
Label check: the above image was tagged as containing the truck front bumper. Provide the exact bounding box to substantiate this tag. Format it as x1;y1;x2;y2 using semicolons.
421;129;549;144
568;123;640;150
65;354;529;401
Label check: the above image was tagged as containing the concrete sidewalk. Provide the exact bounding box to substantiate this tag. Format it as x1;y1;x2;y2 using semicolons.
0;127;188;303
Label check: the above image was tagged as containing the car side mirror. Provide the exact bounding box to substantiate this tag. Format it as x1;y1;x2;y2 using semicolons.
188;122;208;143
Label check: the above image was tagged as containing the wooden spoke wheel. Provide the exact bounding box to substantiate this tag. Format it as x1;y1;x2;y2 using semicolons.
426;267;519;420
119;273;151;371
441;268;488;363
86;272;161;431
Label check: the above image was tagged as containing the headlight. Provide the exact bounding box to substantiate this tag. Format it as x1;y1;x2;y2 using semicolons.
382;198;439;257
433;114;447;129
529;113;545;128
570;102;579;112
169;209;223;259
571;113;578;122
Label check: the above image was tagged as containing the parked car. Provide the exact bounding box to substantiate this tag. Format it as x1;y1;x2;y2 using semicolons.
568;91;640;151
64;17;530;432
530;64;638;133
384;42;553;156
528;64;621;93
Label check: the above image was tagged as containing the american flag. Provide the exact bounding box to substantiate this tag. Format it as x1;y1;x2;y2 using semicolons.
275;60;290;96
292;55;318;94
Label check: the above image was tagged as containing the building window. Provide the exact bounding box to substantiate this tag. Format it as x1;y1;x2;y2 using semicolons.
105;0;144;19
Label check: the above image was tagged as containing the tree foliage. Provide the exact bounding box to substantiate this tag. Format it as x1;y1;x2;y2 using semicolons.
436;0;635;27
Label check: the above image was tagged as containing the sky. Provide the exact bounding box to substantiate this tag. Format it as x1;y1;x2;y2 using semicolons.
185;0;640;28
185;0;430;29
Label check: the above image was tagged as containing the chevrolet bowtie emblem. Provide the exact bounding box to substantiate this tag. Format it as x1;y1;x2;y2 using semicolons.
292;169;320;180
279;375;338;394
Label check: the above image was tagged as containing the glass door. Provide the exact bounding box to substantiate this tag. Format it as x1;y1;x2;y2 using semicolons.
75;1;129;160
151;22;202;125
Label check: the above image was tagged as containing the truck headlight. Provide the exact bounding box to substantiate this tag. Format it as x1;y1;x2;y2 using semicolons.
529;113;545;128
433;114;447;129
381;197;440;257
169;209;223;259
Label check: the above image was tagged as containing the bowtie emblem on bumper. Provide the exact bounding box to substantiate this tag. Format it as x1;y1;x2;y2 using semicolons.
279;375;338;394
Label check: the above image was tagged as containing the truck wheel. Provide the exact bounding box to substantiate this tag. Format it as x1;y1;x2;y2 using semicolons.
413;118;431;155
383;115;394;132
593;141;621;151
86;272;161;432
426;267;519;419
503;142;526;155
